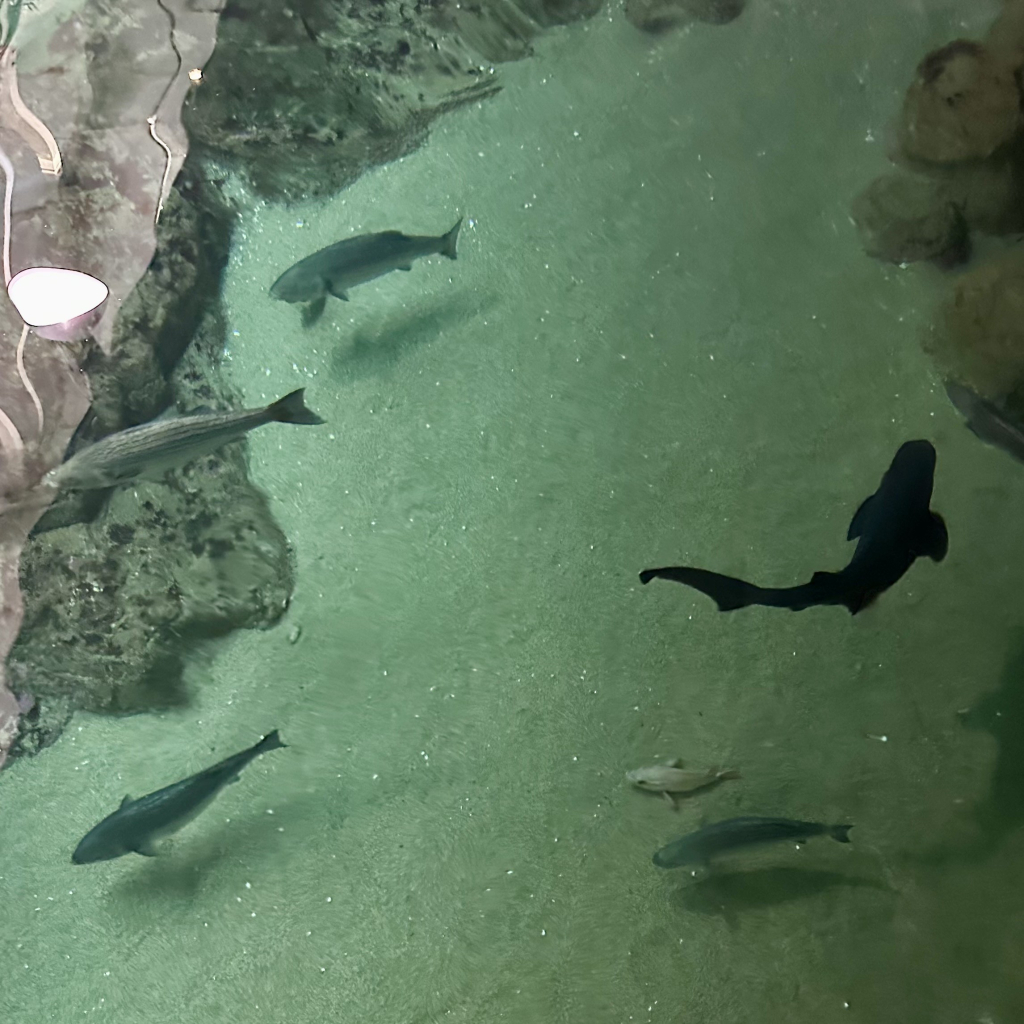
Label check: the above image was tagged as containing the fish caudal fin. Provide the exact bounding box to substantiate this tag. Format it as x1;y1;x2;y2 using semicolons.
266;390;325;426
441;217;463;260
255;729;287;754
639;566;760;612
830;824;853;844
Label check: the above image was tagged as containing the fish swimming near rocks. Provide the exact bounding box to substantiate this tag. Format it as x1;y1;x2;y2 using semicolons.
72;730;286;863
639;439;947;614
270;218;463;327
627;759;740;808
45;389;324;491
652;815;852;869
945;381;1024;465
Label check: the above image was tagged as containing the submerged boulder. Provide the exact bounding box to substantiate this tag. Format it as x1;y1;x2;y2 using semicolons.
899;40;1023;164
625;0;744;34
850;173;969;267
924;248;1024;415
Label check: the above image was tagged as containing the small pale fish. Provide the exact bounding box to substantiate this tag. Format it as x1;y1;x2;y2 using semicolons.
270;217;463;326
627;759;740;807
653;815;852;870
72;730;286;863
46;389;324;491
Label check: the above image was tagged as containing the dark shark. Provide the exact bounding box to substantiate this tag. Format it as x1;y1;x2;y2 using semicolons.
72;731;286;863
640;439;947;614
653;816;852;869
270;218;463;326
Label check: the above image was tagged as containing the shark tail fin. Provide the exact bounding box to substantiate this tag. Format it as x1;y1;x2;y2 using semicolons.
266;389;325;426
830;824;853;844
256;729;287;754
639;566;760;611
441;217;463;260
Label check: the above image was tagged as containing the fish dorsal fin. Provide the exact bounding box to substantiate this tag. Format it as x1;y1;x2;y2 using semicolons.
913;511;949;562
847;494;874;540
186;405;216;416
120;794;134;809
665;758;683;768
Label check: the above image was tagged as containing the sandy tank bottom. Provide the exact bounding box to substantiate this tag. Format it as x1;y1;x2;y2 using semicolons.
3;2;1024;1022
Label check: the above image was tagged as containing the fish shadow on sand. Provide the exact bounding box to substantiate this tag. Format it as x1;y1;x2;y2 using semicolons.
671;867;889;926
897;632;1024;870
105;792;327;901
908;631;1024;868
329;290;496;383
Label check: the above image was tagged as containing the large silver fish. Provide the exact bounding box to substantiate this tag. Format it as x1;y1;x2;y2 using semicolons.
72;730;286;863
45;389;324;491
653;816;852;869
270;218;462;326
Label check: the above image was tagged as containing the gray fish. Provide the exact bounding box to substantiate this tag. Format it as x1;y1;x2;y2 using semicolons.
72;730;286;863
270;217;463;326
626;759;741;808
653;815;852;869
945;381;1024;464
45;389;324;491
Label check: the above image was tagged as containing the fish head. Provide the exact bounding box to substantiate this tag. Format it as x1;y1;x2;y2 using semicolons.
269;267;321;304
71;828;132;864
889;439;936;490
626;766;673;790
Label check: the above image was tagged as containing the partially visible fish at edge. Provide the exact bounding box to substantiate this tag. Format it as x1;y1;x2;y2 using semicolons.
945;380;1024;464
45;389;325;491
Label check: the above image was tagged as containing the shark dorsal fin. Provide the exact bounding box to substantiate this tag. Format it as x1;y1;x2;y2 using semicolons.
120;794;134;809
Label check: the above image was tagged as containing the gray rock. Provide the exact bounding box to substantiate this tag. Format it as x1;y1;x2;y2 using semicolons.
184;0;601;202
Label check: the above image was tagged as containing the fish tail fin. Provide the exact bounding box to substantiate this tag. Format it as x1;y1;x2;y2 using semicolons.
266;389;325;426
441;217;463;260
830;824;853;844
256;729;287;754
639;566;760;612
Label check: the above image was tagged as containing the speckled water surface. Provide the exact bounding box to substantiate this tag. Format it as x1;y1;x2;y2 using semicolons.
5;2;1024;1022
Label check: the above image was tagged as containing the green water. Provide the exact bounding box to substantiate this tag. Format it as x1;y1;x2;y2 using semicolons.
5;1;1024;1021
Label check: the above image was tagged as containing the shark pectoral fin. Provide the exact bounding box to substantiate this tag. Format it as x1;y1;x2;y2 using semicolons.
846;494;874;540
916;511;949;562
135;839;159;857
327;281;350;301
302;295;327;328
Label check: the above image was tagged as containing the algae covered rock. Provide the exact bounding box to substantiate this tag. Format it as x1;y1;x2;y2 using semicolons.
185;0;603;201
625;0;744;34
899;40;1023;164
924;248;1024;414
851;173;969;267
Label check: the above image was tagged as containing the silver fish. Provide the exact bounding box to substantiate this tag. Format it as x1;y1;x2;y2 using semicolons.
627;759;741;808
270;218;462;326
45;389;324;491
72;730;286;863
653;815;852;870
